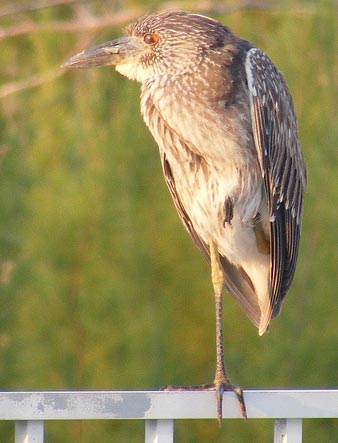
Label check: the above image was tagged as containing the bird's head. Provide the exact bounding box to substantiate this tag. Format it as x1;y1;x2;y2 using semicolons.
62;10;233;83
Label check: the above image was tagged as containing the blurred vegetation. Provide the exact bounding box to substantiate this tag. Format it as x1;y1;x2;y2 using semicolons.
0;0;337;441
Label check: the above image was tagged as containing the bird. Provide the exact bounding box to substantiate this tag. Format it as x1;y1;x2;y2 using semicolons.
62;9;306;424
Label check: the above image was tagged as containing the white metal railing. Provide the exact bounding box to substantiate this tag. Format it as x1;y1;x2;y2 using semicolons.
0;389;337;443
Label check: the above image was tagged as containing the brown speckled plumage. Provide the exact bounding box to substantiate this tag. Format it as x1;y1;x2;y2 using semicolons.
63;10;306;422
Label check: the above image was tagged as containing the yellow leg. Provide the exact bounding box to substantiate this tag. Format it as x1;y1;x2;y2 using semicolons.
162;239;247;425
209;238;247;425
209;238;227;383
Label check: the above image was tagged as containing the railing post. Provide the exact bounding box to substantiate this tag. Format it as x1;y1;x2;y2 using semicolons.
15;420;44;443
274;418;302;443
145;419;174;443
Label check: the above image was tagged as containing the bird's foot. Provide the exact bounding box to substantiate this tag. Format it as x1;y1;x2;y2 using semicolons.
213;375;247;426
161;377;246;426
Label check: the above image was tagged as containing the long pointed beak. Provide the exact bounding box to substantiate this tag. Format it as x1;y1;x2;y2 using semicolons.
62;37;144;69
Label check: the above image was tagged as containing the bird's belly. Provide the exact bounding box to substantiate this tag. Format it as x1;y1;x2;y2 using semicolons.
170;156;266;266
171;157;270;310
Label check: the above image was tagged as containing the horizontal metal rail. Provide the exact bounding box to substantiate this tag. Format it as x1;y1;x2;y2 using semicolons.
0;389;336;443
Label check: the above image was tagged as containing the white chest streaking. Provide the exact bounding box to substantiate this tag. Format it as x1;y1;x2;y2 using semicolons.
141;82;266;243
141;81;270;313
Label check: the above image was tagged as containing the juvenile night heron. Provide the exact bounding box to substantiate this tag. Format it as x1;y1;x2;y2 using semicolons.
63;10;306;423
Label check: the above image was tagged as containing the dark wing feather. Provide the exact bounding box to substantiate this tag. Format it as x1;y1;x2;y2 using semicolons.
162;154;210;260
245;48;306;331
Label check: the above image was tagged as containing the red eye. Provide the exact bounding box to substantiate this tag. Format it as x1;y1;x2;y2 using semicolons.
144;33;159;45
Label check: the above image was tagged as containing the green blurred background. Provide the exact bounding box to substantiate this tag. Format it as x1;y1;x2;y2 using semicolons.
0;0;337;441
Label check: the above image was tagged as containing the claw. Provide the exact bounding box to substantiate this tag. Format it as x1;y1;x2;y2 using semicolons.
215;384;224;426
233;385;247;420
214;381;247;425
160;381;246;425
